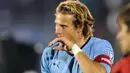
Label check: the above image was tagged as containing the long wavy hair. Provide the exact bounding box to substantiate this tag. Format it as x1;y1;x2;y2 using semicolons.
56;0;94;38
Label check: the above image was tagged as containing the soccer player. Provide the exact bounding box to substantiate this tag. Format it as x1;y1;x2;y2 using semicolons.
41;1;114;73
111;3;130;73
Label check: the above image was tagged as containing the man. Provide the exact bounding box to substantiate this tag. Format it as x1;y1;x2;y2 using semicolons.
111;3;130;73
41;1;114;73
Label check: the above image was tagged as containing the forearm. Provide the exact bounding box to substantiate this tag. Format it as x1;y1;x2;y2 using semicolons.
71;44;106;73
75;52;106;73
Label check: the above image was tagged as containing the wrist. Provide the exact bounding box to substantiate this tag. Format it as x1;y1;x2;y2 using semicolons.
71;44;82;55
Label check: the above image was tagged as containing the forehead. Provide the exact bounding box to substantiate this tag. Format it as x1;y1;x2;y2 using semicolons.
55;13;74;24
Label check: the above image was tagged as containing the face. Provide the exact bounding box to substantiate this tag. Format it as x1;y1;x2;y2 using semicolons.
55;13;81;43
116;19;130;54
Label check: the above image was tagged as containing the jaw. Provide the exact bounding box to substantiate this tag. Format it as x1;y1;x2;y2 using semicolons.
120;42;129;54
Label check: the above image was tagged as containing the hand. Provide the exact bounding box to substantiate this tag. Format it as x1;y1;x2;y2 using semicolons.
48;37;74;52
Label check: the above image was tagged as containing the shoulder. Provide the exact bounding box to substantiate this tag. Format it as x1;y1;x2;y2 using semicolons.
41;46;53;59
115;59;125;66
112;59;124;71
90;37;112;51
91;37;114;63
91;37;111;45
42;46;53;55
42;42;60;56
112;57;130;73
91;37;113;54
41;42;60;58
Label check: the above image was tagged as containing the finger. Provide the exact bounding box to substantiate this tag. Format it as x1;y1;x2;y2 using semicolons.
53;46;64;50
64;45;73;54
48;38;59;46
59;37;71;45
59;37;74;49
63;45;68;51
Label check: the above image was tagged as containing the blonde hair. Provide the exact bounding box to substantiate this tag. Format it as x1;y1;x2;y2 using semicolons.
56;1;94;37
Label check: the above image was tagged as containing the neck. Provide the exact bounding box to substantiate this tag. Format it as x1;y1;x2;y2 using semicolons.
76;35;91;48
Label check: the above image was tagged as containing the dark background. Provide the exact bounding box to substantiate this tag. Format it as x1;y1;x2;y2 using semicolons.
0;0;129;73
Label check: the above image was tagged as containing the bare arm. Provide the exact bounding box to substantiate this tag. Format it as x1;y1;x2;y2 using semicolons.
75;52;106;73
48;37;107;73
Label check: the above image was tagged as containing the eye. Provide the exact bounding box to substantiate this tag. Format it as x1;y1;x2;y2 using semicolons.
61;25;65;28
60;25;67;29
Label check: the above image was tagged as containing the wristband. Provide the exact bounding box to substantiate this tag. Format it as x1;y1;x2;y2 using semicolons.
72;44;82;55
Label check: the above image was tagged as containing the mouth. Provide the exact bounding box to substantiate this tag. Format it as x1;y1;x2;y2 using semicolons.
57;34;63;38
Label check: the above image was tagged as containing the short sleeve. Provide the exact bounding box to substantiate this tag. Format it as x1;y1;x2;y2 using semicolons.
93;40;114;73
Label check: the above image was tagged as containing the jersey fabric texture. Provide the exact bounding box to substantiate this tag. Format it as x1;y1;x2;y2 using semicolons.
41;37;114;73
111;55;130;73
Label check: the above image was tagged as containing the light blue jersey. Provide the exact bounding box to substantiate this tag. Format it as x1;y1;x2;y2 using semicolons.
41;37;114;73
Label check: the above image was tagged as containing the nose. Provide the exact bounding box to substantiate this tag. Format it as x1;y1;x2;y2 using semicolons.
55;25;62;36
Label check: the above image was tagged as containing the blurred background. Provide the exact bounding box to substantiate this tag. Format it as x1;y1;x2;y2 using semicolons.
0;0;129;73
